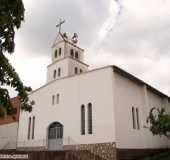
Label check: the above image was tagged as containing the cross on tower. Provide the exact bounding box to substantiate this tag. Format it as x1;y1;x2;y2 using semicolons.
56;19;65;33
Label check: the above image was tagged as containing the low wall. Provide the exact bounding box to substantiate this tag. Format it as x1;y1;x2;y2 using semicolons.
64;142;117;160
0;122;18;150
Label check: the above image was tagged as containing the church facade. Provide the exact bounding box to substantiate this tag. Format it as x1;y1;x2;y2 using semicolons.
17;32;170;159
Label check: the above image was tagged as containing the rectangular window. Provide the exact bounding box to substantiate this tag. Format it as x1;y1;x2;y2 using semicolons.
70;49;74;57
58;68;61;77
52;95;55;105
59;48;62;56
136;108;140;129
55;50;58;58
88;103;92;134
81;105;85;135
75;52;79;59
27;117;31;140
132;107;136;129
56;94;60;104
53;70;56;79
32;116;35;139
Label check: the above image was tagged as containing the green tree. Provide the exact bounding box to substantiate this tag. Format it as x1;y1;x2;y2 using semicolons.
147;107;170;139
0;0;33;115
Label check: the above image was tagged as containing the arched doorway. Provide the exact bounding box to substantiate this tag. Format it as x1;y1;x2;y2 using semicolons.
48;122;63;150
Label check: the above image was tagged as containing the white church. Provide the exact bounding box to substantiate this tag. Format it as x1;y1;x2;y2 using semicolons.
17;26;170;159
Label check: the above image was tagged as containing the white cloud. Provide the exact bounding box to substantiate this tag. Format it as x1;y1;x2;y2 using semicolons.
9;0;170;97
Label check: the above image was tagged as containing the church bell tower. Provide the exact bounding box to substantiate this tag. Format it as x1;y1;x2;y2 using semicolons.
46;20;89;83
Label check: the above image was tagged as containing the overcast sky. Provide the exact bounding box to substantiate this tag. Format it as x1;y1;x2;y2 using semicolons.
8;0;170;96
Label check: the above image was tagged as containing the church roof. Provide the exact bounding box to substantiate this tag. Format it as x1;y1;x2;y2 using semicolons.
31;65;170;101
51;32;84;51
51;32;66;48
112;66;170;100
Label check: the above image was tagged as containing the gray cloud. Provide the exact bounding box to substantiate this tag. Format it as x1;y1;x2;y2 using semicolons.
13;0;170;95
15;0;111;56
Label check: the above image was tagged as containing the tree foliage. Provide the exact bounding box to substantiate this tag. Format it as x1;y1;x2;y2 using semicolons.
147;107;170;139
0;0;33;114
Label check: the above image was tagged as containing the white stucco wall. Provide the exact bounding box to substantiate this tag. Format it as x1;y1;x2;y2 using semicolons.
0;122;18;149
18;65;170;149
17;67;115;148
65;42;84;62
68;58;88;75
113;70;169;149
47;40;88;83
47;58;69;82
47;58;88;83
52;41;65;62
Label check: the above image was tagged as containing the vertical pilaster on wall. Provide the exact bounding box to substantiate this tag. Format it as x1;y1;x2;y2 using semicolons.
164;97;169;113
163;97;170;148
143;85;149;125
111;67;117;143
143;85;151;148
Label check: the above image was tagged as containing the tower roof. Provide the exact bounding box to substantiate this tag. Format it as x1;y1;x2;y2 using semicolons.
52;32;84;51
51;32;67;48
52;20;83;50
